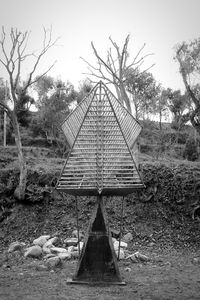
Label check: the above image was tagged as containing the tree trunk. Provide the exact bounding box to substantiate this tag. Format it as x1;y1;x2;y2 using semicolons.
12;112;27;200
190;109;200;136
119;82;132;113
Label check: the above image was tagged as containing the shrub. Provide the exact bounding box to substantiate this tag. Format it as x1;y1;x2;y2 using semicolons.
183;137;199;161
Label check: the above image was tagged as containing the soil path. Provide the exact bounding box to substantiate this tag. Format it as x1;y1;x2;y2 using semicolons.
0;250;200;300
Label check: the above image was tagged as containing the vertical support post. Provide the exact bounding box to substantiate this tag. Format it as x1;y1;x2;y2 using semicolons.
118;196;124;260
75;195;81;256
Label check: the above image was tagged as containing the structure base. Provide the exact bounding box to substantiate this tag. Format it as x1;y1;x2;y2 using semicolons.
69;196;125;285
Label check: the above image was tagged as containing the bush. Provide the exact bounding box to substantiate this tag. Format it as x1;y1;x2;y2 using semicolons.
183;137;199;161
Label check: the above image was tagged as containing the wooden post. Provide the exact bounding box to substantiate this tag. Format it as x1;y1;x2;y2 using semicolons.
118;196;124;260
75;196;81;256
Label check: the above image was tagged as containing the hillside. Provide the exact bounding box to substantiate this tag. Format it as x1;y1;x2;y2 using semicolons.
1;129;200;299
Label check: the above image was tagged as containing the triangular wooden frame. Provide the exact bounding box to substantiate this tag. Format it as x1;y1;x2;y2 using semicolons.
57;81;144;196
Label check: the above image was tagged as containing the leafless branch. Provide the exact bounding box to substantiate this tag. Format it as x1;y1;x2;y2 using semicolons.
91;42;119;82
26;61;57;87
22;27;59;92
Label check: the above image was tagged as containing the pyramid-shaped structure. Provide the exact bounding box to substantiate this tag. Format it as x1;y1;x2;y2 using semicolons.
56;81;143;195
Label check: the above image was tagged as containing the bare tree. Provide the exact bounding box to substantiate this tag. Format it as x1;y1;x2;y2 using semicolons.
81;35;154;114
0;26;58;200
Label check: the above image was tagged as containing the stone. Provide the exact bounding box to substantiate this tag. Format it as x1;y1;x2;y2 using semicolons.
58;252;71;261
115;248;125;260
44;253;56;260
24;245;42;258
71;251;79;259
112;238;117;243
134;251;150;262
67;246;75;253
50;247;68;254
8;241;26;253
44;237;59;248
126;253;138;263
74;242;84;252
110;228;120;239
148;242;155;247
33;235;51;247
45;257;61;269
42;245;51;254
64;238;78;246
124;267;131;272
79;241;84;251
43;237;59;254
35;264;48;271
123;233;133;243
113;240;128;250
72;230;84;240
193;257;200;264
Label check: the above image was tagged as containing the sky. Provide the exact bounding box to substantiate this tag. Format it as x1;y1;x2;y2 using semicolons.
0;0;200;92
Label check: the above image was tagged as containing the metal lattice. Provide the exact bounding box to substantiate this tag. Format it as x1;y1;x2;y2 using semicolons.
56;81;143;195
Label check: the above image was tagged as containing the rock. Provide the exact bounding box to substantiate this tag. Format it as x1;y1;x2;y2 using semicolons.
113;240;128;250
148;242;155;247
64;238;78;246
43;253;56;260
67;246;75;253
110;228;120;239
44;237;59;248
43;237;59;254
126;253;138;263
8;241;26;253
193;257;200;264
51;247;68;254
72;230;84;240
35;264;48;271
134;251;150;262
33;235;51;247
45;257;61;269
123;233;133;243
112;238;117;243
42;245;51;254
58;252;71;261
24;245;42;258
79;241;84;251
115;248;125;260
124;267;131;272
71;251;79;259
74;242;84;252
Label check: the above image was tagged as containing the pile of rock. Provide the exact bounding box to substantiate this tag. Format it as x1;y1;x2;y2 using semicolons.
7;230;150;269
7;230;84;269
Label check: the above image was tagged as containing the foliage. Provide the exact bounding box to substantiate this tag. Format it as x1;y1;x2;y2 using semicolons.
76;79;93;103
175;39;200;135
33;77;77;155
183;137;199;161
141;163;200;214
162;88;190;130
125;70;161;119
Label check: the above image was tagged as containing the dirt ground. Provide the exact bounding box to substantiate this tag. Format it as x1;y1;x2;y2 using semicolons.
0;247;200;300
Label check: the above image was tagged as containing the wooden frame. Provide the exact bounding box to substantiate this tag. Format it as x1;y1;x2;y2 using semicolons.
56;81;144;195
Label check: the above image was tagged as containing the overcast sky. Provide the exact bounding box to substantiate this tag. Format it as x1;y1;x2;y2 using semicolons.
0;0;200;91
